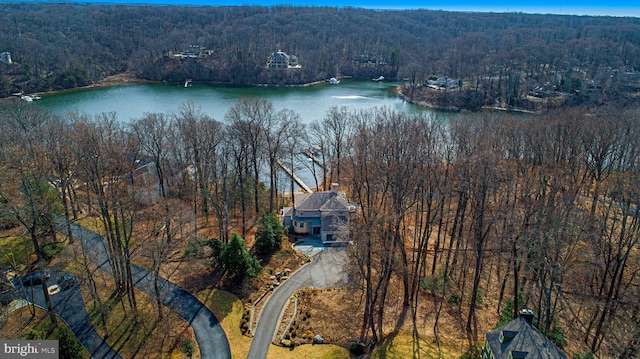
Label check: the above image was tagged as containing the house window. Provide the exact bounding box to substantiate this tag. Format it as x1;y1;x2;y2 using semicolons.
509;351;528;359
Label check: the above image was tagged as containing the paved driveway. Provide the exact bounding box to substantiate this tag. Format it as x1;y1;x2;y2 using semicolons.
246;246;348;359
60;222;232;359
21;281;123;359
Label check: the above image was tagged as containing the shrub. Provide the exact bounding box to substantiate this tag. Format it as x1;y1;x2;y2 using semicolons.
184;236;206;260
447;292;461;305
58;326;83;359
207;238;226;268
419;264;449;296
467;289;483;305
349;343;366;356
496;291;526;328
41;240;64;261
181;340;196;358
548;320;567;349
573;350;595;359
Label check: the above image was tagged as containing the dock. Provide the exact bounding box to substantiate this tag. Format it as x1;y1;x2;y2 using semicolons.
301;149;327;171
277;159;313;193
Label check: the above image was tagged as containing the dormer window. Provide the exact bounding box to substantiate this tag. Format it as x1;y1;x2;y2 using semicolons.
500;330;518;343
509;350;528;359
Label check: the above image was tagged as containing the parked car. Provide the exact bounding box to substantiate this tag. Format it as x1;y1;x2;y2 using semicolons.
57;275;77;291
21;271;50;286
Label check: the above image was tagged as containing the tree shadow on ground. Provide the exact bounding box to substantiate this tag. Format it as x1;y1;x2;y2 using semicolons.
179;267;224;294
376;303;410;357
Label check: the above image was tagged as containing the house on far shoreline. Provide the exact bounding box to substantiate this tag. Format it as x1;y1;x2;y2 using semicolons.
280;183;353;244
1;52;12;65
267;50;301;69
482;309;567;359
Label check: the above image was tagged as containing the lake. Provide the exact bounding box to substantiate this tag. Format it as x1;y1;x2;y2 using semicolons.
35;79;441;190
37;79;432;124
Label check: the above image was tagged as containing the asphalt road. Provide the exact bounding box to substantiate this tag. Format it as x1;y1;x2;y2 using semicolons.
21;280;123;359
57;222;232;359
246;246;348;359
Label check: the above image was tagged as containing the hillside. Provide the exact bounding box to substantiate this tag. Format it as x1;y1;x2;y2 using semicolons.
1;4;640;108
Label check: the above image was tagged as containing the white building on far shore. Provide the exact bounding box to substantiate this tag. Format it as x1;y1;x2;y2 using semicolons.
1;52;12;65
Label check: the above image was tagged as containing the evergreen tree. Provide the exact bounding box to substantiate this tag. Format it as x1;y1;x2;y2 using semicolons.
221;233;261;283
254;212;285;255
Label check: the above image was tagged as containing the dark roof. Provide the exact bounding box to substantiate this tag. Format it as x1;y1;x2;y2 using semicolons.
295;191;349;212
485;317;567;359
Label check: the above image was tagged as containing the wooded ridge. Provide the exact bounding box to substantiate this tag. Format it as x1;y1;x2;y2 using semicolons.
1;4;640;109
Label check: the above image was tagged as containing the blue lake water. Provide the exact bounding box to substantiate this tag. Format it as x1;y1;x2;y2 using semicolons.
37;79;430;124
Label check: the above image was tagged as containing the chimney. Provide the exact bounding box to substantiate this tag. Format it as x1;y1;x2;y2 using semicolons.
331;183;340;194
519;309;534;324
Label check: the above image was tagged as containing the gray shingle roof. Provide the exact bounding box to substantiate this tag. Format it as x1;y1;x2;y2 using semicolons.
485;317;567;359
295;191;349;212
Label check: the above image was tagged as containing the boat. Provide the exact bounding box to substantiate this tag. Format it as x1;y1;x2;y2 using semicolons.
18;93;41;101
328;77;340;85
373;76;385;81
184;79;192;88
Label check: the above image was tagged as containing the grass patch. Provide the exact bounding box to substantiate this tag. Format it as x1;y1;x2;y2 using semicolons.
370;334;462;359
2;306;89;358
74;217;103;233
0;235;31;269
197;288;253;359
83;267;198;358
267;343;349;359
274;248;295;260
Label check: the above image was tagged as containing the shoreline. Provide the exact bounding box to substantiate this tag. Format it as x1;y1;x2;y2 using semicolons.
396;87;541;115
21;73;350;99
396;89;461;112
32;73;155;97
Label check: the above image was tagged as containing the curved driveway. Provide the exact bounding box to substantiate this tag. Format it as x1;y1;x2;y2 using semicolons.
23;283;122;358
66;222;231;359
247;246;348;359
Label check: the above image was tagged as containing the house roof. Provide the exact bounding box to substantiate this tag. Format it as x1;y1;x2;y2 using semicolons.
485;317;567;359
280;206;294;217
294;191;350;212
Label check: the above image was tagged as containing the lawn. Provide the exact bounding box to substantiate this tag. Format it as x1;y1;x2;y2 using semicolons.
197;288;349;359
0;234;31;269
0;306;89;359
370;334;463;359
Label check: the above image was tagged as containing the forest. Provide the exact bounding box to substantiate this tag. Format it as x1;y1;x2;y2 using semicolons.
1;4;640;110
1;3;640;359
0;97;639;358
